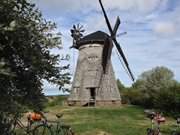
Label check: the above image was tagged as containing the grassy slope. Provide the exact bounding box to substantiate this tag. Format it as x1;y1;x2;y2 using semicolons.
45;105;174;135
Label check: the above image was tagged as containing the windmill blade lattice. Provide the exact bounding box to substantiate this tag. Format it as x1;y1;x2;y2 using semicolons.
71;24;85;39
70;24;85;48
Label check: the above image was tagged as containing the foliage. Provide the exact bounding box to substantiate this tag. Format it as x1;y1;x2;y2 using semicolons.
121;88;147;105
153;84;180;115
116;79;129;104
117;79;125;91
121;66;180;115
46;95;68;107
0;113;13;135
134;66;175;92
0;0;70;134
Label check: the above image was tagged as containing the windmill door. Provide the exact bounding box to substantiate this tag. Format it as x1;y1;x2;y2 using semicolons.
88;87;96;106
90;88;96;100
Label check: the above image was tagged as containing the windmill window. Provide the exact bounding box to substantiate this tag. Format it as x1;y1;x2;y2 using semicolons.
74;88;76;93
74;87;79;93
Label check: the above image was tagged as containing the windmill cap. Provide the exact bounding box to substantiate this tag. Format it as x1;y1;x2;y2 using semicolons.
77;31;110;48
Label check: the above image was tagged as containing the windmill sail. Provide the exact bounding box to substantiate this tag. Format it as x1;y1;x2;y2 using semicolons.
102;38;113;73
99;0;135;81
99;0;113;34
113;39;135;81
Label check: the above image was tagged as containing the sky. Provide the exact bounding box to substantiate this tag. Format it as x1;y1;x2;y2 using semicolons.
33;0;180;95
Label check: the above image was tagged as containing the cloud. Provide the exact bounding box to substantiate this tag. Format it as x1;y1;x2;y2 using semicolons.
34;0;169;16
144;1;180;37
104;0;162;12
153;22;176;35
83;13;107;33
32;0;180;89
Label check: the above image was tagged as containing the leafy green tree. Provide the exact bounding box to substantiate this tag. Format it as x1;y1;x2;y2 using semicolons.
0;0;70;134
117;79;125;91
137;66;175;92
132;66;177;109
117;79;128;104
136;67;175;94
153;83;180;115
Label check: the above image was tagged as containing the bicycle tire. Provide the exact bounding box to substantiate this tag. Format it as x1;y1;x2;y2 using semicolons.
66;128;74;135
147;128;153;135
56;125;74;135
147;128;160;135
32;124;52;135
60;126;74;135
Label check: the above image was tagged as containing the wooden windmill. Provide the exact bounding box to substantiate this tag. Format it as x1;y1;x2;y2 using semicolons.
68;0;134;106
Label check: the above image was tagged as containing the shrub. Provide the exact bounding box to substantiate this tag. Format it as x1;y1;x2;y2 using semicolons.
46;95;68;107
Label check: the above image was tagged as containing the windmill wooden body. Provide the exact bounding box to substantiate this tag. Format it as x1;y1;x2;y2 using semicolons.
68;31;121;106
68;0;134;106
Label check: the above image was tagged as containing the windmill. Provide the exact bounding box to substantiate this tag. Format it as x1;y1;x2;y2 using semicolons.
68;0;134;106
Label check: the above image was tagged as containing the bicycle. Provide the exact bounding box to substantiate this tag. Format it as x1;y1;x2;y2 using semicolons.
11;114;36;135
145;111;165;135
33;114;74;135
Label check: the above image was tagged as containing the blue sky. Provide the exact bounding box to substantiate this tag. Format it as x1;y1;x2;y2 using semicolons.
33;0;180;95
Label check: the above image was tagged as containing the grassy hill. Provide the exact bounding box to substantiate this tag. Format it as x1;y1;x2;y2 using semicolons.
45;104;175;135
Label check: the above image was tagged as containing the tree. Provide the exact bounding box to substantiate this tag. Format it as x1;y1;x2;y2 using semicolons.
117;79;125;91
137;66;175;92
132;66;177;109
134;66;175;96
0;0;70;134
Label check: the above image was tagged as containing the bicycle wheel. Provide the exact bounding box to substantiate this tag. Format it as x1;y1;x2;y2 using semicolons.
32;124;52;135
147;128;153;135
154;129;161;135
60;126;74;135
66;128;74;135
56;125;74;135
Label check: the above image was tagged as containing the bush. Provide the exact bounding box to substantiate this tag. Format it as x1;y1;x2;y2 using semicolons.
153;85;180;115
121;89;154;108
122;85;180;116
46;95;68;107
0;113;12;135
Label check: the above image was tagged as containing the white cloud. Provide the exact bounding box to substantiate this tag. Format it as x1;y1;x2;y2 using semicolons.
32;0;180;89
83;14;107;33
153;22;176;35
34;0;168;14
107;0;163;13
136;0;156;12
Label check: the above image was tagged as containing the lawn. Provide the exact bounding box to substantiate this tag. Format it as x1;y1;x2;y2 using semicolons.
44;105;175;135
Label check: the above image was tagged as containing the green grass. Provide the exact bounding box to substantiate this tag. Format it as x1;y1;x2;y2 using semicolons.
45;105;175;135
